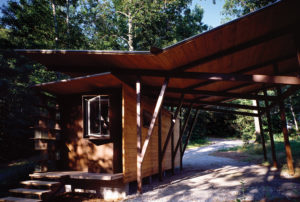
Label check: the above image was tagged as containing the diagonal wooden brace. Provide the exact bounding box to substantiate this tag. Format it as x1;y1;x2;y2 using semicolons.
140;78;169;163
173;102;194;159
182;109;200;157
161;94;184;161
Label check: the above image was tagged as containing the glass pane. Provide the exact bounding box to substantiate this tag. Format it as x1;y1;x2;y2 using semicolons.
89;97;100;134
100;99;109;135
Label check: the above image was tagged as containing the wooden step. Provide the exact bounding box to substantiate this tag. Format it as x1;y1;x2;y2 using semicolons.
29;172;69;180
0;196;41;202
9;188;51;199
21;180;61;187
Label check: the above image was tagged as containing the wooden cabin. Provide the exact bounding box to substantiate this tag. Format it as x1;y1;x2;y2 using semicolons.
1;0;299;201
15;72;181;200
33;72;180;181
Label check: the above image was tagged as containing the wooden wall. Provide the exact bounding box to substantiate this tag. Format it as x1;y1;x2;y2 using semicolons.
58;88;122;174
122;84;180;183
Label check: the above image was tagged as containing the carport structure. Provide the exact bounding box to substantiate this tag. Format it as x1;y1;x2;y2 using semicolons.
18;0;300;194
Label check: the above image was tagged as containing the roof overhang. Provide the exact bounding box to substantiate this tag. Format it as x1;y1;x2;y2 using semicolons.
34;72;122;95
17;0;300;107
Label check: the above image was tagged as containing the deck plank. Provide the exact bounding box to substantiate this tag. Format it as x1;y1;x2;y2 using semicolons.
69;173;123;180
0;197;41;202
30;171;123;181
21;180;60;187
9;188;51;196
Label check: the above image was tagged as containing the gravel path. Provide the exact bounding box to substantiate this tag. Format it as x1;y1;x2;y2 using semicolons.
183;138;247;170
126;138;300;202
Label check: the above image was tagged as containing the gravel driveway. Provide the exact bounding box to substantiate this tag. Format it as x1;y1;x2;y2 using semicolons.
126;138;300;201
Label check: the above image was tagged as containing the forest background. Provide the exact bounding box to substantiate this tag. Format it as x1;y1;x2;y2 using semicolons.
0;0;299;164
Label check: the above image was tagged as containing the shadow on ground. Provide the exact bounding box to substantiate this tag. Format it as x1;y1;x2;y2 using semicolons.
126;139;300;201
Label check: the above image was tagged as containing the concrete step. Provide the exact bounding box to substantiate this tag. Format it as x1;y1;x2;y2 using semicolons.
9;188;51;200
0;196;41;202
21;180;60;188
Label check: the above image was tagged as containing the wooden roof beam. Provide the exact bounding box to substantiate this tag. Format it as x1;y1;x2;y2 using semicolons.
145;86;277;100
113;69;300;85
164;98;264;111
260;85;300;114
185;54;294;90
196;100;264;111
197;106;260;117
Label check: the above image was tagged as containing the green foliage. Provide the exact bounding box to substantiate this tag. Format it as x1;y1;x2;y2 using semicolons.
187;137;209;149
218;137;300;175
1;0;88;49
222;0;277;22
182;109;240;147
79;0;208;50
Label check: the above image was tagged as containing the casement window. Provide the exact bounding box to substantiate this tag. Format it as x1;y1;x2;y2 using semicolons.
82;95;110;138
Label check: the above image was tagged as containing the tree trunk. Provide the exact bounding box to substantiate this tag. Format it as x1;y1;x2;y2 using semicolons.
50;0;59;49
289;97;299;131
253;100;261;142
66;0;70;48
128;13;134;51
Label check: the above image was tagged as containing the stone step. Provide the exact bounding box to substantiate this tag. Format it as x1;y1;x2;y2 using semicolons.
0;196;41;202
9;188;51;199
21;180;60;188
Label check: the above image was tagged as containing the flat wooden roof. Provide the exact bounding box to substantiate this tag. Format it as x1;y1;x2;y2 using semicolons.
18;0;300;106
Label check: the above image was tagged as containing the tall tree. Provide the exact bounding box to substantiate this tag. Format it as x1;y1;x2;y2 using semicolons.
79;0;208;51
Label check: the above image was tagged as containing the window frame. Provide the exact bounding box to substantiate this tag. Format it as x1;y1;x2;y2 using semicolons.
82;95;110;139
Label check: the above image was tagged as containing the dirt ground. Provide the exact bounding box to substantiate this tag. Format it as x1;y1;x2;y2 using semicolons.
125;139;300;202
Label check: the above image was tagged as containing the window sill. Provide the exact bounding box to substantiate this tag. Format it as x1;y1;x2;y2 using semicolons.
86;136;112;145
88;136;110;140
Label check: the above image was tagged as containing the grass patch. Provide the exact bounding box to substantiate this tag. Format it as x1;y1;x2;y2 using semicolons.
215;136;300;176
217;146;239;152
187;138;210;149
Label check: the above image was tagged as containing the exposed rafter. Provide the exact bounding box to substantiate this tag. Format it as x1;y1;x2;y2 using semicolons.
260;85;300;114
165;98;264;111
146;86;277;100
197;106;260;117
113;67;300;85
184;54;294;90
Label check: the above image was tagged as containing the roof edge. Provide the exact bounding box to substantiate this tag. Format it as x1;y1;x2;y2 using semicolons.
34;72;113;88
15;49;151;55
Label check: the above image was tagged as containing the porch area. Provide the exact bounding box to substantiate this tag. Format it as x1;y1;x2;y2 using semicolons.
0;171;125;202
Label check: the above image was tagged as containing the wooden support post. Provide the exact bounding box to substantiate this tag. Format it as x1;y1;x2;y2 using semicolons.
263;89;278;168
161;94;184;161
257;100;267;161
276;86;295;175
171;108;175;175
182;109;200;156
158;109;162;181
179;108;183;171
136;78;142;194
